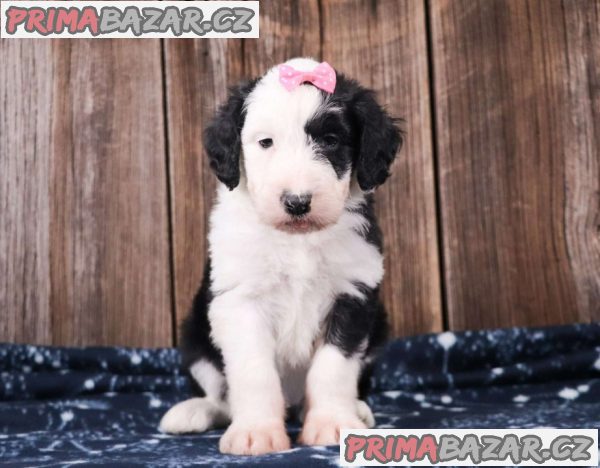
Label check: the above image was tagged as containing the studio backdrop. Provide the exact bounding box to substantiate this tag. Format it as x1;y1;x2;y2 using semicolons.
1;0;599;347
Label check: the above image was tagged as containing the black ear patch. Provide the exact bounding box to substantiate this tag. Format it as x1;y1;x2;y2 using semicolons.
354;89;402;191
203;80;257;190
331;76;403;191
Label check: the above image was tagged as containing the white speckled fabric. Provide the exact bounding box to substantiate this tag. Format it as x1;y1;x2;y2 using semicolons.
1;323;599;467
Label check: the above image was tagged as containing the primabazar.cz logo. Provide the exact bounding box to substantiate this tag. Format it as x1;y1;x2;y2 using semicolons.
0;1;259;38
340;428;599;466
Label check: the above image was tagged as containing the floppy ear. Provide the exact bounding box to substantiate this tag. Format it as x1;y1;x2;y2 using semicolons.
353;89;403;191
203;80;256;190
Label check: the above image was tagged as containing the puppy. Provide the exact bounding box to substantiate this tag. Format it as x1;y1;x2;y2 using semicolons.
160;57;402;455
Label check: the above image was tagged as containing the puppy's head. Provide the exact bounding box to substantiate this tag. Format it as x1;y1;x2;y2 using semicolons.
204;58;402;234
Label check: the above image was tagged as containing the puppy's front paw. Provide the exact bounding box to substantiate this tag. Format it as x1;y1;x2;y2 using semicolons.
219;419;290;455
299;409;367;446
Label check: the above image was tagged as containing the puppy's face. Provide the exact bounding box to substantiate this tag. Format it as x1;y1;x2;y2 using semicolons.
241;71;353;233
204;58;402;234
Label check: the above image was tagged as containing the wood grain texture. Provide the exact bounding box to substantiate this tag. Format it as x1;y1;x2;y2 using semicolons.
561;0;600;322
430;0;600;329
1;40;172;346
321;0;443;336
243;0;321;76
1;40;54;343
165;39;243;334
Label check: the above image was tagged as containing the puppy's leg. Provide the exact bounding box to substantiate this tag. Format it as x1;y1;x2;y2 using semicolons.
161;261;230;434
299;344;368;446
297;398;374;427
160;360;230;433
210;294;290;455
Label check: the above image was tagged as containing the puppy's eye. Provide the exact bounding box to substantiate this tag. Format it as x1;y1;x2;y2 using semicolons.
258;138;273;149
321;135;339;147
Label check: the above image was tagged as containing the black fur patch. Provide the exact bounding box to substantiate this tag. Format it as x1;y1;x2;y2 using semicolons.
324;284;389;358
180;261;223;382
203;79;258;190
318;74;403;191
304;106;353;178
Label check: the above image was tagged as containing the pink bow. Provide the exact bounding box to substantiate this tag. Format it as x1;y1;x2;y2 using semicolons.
278;62;336;94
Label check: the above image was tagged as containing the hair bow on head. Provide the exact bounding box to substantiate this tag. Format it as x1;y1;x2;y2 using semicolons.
278;62;336;94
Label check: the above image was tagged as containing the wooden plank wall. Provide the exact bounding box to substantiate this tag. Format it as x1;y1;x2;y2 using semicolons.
1;0;598;347
430;0;600;329
1;39;172;347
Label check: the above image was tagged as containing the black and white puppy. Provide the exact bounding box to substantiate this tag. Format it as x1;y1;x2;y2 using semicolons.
160;58;402;455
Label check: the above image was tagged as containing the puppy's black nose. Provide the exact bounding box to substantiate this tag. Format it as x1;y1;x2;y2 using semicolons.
281;192;312;216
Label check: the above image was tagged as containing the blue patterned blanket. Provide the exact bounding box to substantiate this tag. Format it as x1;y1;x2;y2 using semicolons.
1;323;599;467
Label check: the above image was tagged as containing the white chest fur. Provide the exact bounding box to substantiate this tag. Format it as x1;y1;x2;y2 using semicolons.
208;187;383;402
